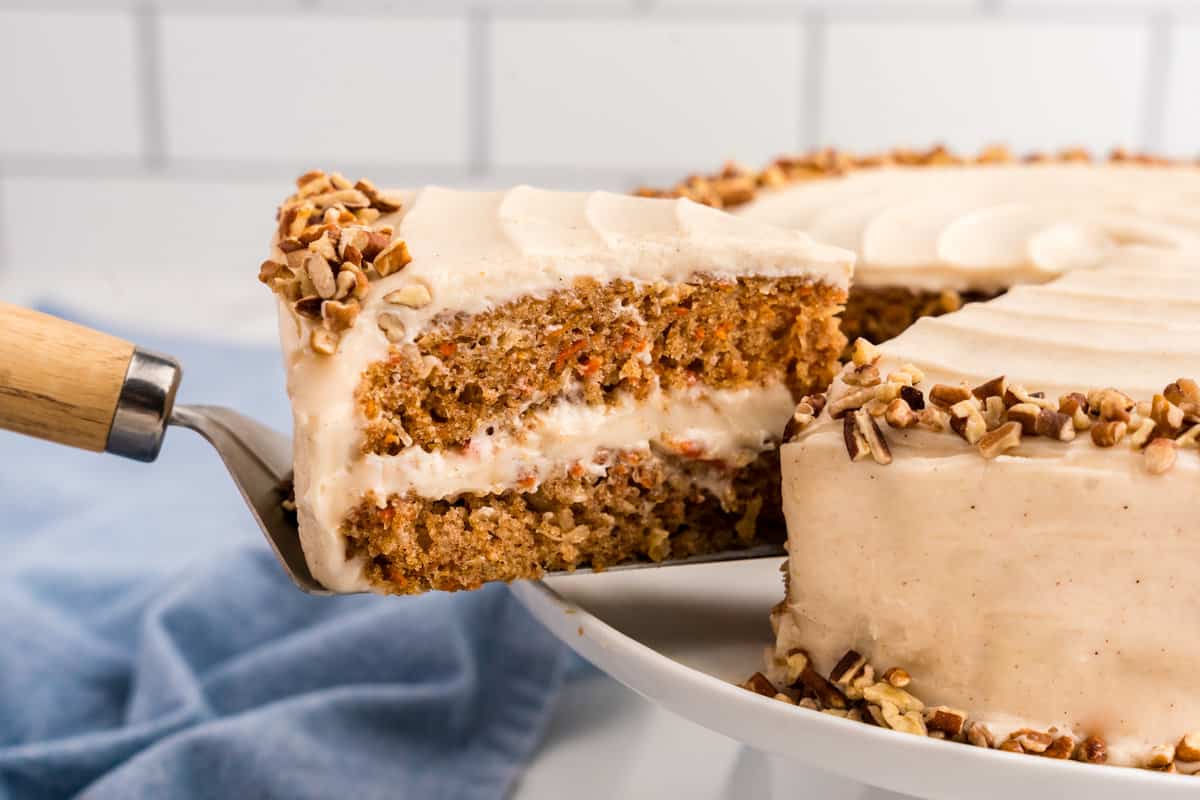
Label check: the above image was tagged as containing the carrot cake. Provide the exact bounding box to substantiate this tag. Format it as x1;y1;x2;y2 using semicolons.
258;171;853;594
717;153;1200;771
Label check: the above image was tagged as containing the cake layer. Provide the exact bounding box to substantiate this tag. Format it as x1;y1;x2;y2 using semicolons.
345;446;783;594
357;275;845;454
776;251;1200;765
264;175;854;593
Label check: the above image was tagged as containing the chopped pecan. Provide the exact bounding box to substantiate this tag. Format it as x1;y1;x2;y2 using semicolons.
784;650;810;686
1090;420;1127;447
862;682;923;713
783;395;826;442
1035;409;1076;441
384;284;433;309
292;295;323;320
983;395;1006;430
321;299;359;333
374;239;412;277
972;375;1007;400
1151;393;1185;437
880;704;927;736
377;311;406;343
741;672;777;697
844;363;881;388
1004;384;1056;411
829;650;868;686
949;399;987;444
1042;735;1075;759
916;406;949;432
309;328;338;356
304;252;336;299
1176;731;1200;763
966;721;995;749
258;259;288;284
844;409;892;465
1164;378;1200;409
1058;392;1089;417
930;383;973;409
888;363;925;386
1010;729;1052;754
885;397;918;429
1077;735;1107;764
1128;417;1157;449
1006;403;1041;435
1144;438;1177;474
924;706;967;738
850;337;880;367
794;658;848;710
828;387;878;419
1091;388;1134;422
899;384;925;410
1145;743;1176;769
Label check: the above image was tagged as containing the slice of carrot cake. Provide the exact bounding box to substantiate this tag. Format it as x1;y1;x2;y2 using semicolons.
258;171;853;594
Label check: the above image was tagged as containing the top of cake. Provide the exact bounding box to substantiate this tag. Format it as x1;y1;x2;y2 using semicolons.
643;146;1200;293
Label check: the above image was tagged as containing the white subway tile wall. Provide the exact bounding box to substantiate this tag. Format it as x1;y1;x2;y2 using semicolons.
0;10;142;157
492;20;802;170
1;0;1198;295
821;20;1149;153
161;15;471;165
1164;23;1200;157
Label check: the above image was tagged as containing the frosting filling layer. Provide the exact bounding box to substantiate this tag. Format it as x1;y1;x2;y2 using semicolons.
351;380;796;501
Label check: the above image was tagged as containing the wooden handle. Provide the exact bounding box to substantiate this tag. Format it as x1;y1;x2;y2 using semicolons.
0;303;135;452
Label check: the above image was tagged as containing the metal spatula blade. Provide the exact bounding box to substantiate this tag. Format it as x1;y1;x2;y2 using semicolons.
168;404;327;594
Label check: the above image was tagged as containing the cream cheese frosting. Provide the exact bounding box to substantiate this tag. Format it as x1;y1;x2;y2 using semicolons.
277;186;855;592
736;164;1200;292
777;231;1200;765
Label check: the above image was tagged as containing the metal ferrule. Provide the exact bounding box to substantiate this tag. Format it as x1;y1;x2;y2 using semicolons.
105;348;183;462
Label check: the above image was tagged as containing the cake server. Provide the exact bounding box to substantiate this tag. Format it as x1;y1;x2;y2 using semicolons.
0;304;785;595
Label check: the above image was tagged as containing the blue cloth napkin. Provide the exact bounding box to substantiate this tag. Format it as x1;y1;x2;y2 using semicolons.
0;314;573;800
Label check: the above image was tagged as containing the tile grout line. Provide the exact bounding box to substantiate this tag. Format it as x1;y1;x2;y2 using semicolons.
134;1;167;170
0;162;7;276
468;7;492;178
802;10;825;151
1139;11;1172;152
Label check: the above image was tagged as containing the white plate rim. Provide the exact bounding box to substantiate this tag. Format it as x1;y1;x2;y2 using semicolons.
512;578;1189;800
